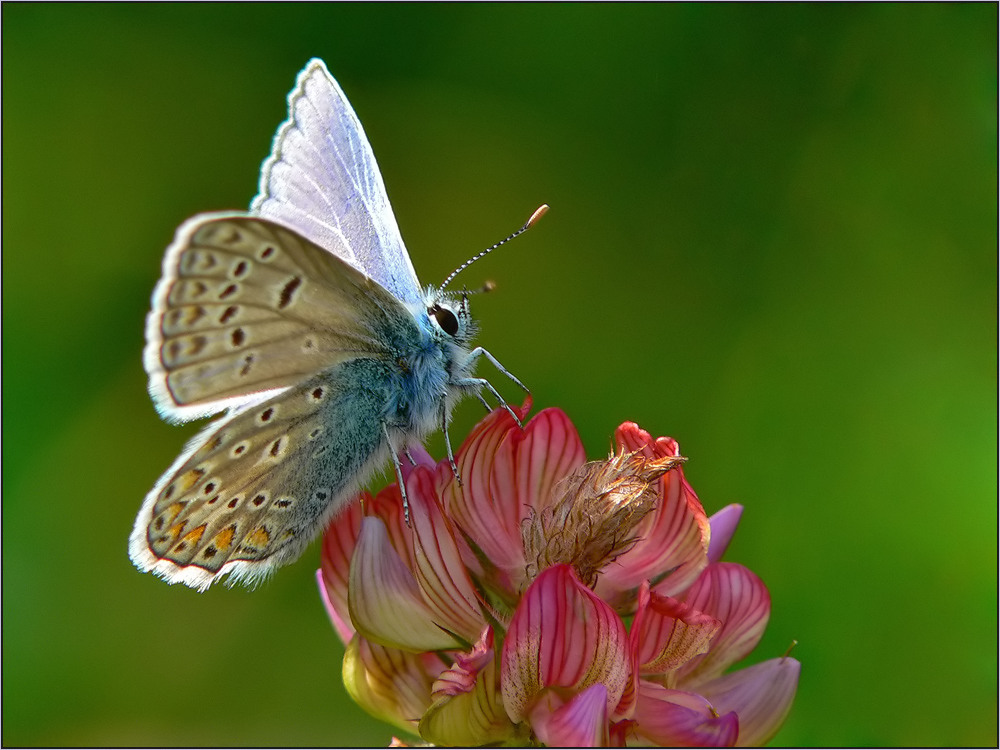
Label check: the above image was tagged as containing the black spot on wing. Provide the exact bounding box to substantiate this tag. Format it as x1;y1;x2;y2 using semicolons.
278;276;302;309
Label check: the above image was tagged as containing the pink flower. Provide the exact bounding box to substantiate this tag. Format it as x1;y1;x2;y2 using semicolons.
318;404;799;746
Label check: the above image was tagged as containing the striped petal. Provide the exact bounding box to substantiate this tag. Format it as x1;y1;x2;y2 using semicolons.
317;493;365;643
342;634;444;735
597;423;710;600
443;407;585;597
317;568;355;645
440;407;527;577
367;483;414;566
530;683;609;748
634;681;739;747
501;564;629;723
677;563;771;685
348;516;465;651
632;580;721;675
406;465;486;646
700;657;801;747
419;628;517;746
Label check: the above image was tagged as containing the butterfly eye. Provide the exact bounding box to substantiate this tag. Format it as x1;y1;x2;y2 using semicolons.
429;304;459;337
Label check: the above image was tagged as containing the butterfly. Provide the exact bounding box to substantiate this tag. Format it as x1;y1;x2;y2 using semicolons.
129;58;544;591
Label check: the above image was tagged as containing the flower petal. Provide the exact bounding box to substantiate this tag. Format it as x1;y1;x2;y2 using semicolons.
614;600;640;722
419;629;517;746
700;657;800;747
318;493;365;643
401;442;437;481
632;580;721;675
443;407;585;597
500;564;630;723
429;627;495;700
342;634;444;735
492;407;586;524
440;407;526;574
367;483;414;564
317;568;355;644
598;424;710;600
707;504;743;564
349;516;465;651
634;681;739;747
407;465;486;645
530;683;610;748
678;563;771;685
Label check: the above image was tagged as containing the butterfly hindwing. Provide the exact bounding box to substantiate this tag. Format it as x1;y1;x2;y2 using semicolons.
130;362;400;591
145;214;414;423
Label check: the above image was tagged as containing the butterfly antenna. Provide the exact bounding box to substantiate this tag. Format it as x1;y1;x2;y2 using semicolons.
439;204;548;292
460;279;497;296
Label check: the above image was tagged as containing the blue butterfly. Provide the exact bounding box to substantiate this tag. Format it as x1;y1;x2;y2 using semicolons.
129;59;543;591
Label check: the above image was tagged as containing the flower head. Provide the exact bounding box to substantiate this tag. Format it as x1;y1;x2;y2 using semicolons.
318;404;799;746
521;449;685;586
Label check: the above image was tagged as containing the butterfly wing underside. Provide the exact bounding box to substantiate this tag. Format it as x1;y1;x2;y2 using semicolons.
251;58;423;308
145;214;404;423
133;215;418;590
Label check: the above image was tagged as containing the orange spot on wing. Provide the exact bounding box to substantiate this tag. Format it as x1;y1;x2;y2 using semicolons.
245;526;270;549
166;521;187;543
213;525;236;552
181;524;207;546
176;468;205;493
165;502;187;524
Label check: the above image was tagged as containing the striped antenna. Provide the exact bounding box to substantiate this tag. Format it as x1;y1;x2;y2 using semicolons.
439;204;549;292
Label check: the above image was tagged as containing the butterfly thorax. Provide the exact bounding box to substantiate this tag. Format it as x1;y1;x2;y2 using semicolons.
383;294;475;437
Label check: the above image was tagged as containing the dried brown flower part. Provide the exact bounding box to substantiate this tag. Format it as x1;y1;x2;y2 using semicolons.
521;451;687;586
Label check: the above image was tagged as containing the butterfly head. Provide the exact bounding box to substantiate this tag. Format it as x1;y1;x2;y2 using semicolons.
427;291;476;345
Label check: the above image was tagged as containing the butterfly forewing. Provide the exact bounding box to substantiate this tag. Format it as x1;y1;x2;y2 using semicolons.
146;215;408;423
251;58;422;308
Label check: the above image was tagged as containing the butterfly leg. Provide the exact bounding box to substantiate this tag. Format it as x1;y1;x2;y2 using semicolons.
455;376;523;427
465;347;530;395
456;346;530;427
440;401;462;484
473;392;493;413
381;421;411;526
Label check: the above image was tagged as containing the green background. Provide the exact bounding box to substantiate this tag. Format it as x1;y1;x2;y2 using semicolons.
3;4;995;747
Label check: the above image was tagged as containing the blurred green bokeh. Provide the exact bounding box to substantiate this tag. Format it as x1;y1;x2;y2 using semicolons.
3;4;995;747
